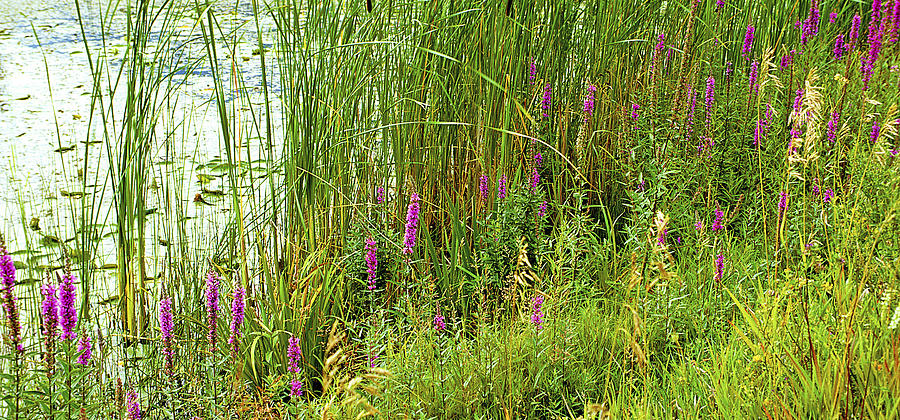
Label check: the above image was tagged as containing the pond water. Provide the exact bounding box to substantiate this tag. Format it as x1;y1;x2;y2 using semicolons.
0;0;282;299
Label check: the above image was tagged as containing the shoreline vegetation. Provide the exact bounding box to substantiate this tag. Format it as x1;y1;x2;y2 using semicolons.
1;0;900;418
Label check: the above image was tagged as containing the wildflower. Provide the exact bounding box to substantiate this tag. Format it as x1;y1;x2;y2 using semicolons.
711;208;725;232
636;179;646;192
541;83;552;118
830;11;837;23
741;25;755;59
892;1;900;42
126;391;141;420
538;201;548;218
58;270;78;341
229;287;246;355
694;220;703;231
823;188;834;203
715;253;725;282
850;14;862;48
676;236;682;245
834;34;845;60
890;305;900;329
367;353;379;368
534;151;543;168
715;0;724;11
793;89;804;114
402;193;420;255
748;60;759;96
205;270;220;349
287;336;303;397
76;333;91;365
753;119;762;146
780;50;795;70
479;174;489;201
657;228;668;247
528;57;536;84
364;238;377;290
631;103;639;122
778;191;788;216
801;0;820;45
376;186;385;204
41;283;58;374
871;121;880;143
531;295;545;330
530;167;540;193
433;314;446;331
583;84;597;121
498;174;507;200
0;244;22;353
724;61;733;81
159;297;174;376
705;76;715;131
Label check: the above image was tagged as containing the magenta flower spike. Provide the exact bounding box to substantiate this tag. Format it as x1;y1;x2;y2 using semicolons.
531;295;545;330
41;283;58;373
287;336;303;397
433;314;446;331
364;238;378;290
126;391;141;420
0;244;22;353
76;333;92;365
715;253;725;282
58;270;78;341
833;34;845;60
541;83;552;118
159;297;175;376
741;25;755;59
583;84;597;121
479;174;489;201
228;287;246;355
498;174;507;200
205;270;221;349
402;193;421;255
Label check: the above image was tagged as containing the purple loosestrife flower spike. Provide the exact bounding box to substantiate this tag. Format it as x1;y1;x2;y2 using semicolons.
583;84;597;121
126;391;141;420
828;112;839;143
834;34;845;60
892;0;900;41
541;83;552;118
58;270;78;341
376;186;385;204
851;14;862;48
531;295;545;330
830;11;837;23
716;0;724;11
41;283;58;373
711;208;725;232
742;25;755;59
793;89;804;114
715;254;725;282
871;121;880;143
779;191;788;216
402;193;420;255
694;220;703;231
287;336;303;397
531;167;540;193
205;270;220;349
749;61;759;96
365;238;377;290
823;189;834;203
0;244;22;352
801;0;820;45
498;175;507;200
538;201;548;218
159;297;175;376
229;287;246;355
631;103;640;122
76;333;91;365
705;76;715;127
479;174;489;201
433;314;446;331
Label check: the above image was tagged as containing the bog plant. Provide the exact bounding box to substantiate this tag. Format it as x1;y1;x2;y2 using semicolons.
0;0;899;418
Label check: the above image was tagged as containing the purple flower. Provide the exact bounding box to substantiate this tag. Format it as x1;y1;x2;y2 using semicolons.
364;238;377;290
793;89;804;114
229;287;246;355
715;253;725;282
711;208;725;232
528;57;536;84
287;336;302;374
41;283;58;373
651;34;665;83
823;188;834;203
498;174;507;200
724;61;733;80
801;0;820;45
830;11;838;23
778;191;788;214
0;245;22;353
657;228;668;247
705;76;715;130
58;270;78;341
583;84;597;120
530;167;540;193
748;60;759;96
376;186;385;204
716;0;724;11
76;333;92;365
159;297;174;376
402;193;421;255
290;380;303;397
541;83;552;118
892;0;900;42
631;103;640;122
538;201;548;218
694;220;703;231
534;151;543;168
742;25;755;59
871;121;880;143
205;270;220;349
850;14;862;48
479;174;489;201
126;391;141;420
531;295;545;330
753;119;763;146
833;34;845;60
367;353;379;368
433;314;446;331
